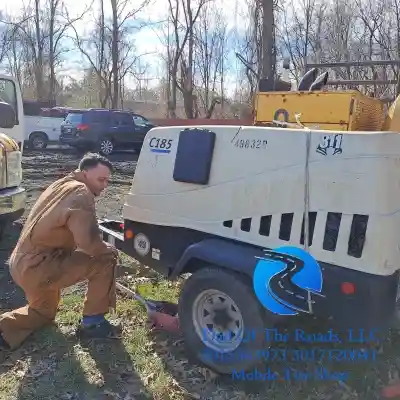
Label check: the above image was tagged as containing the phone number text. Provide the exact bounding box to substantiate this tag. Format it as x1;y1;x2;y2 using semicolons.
202;348;377;363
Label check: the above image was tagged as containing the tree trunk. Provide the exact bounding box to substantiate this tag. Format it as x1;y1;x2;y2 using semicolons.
48;0;57;103
169;63;178;118
111;0;119;108
262;0;275;89
34;0;45;100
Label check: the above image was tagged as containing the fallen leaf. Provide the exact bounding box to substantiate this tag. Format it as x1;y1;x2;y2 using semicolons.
143;372;155;385
15;369;26;378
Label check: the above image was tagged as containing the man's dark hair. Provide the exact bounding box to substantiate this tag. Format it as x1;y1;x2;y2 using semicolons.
78;152;114;173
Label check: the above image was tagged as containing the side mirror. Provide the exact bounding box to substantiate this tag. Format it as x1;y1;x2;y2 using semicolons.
0;102;16;129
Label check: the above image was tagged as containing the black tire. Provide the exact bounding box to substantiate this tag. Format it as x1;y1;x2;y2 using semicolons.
178;266;271;374
29;132;48;149
97;138;114;156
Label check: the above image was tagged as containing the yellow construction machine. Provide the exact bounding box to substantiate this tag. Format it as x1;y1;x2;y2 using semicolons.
251;65;400;132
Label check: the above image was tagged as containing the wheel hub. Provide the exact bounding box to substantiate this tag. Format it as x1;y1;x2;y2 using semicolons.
212;308;233;330
192;289;244;353
100;140;113;154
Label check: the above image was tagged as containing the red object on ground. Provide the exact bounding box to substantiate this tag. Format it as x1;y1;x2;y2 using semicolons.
115;282;180;334
382;382;400;398
148;311;180;334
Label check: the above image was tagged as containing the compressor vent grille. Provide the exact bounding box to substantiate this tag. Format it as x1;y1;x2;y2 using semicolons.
222;212;369;258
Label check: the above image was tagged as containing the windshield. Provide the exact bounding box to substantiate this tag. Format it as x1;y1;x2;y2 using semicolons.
65;113;83;124
0;78;18;122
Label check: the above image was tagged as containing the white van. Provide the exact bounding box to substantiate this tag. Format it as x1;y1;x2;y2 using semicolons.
98;124;398;373
0;75;25;150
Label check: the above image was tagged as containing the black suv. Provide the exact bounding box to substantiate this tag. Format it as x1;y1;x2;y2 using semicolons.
59;109;156;155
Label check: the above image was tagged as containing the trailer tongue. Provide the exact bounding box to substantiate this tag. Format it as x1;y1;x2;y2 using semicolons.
98;218;124;249
98;219;180;333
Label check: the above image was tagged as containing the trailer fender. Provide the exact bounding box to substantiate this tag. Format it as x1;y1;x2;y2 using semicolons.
170;238;265;280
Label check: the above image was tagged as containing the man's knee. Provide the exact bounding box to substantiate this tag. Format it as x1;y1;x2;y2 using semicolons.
0;305;54;350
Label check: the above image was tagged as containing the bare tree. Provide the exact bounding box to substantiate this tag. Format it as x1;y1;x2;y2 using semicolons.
167;0;211;118
276;0;400;98
1;0;88;101
236;0;263;99
0;13;12;65
278;0;319;83
69;0;151;108
261;0;275;87
194;4;227;117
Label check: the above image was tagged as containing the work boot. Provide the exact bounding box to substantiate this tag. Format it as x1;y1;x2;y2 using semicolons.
75;319;122;340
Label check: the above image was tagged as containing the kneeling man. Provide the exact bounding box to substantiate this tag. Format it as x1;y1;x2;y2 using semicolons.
0;152;120;351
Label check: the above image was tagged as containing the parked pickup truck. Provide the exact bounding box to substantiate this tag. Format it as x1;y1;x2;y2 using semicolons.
0;75;25;149
59;108;156;155
0;78;26;240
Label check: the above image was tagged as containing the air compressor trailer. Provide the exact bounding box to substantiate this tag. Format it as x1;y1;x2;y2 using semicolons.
99;123;400;374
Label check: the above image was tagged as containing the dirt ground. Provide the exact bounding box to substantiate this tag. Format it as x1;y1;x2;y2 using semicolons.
1;148;400;399
22;148;135;219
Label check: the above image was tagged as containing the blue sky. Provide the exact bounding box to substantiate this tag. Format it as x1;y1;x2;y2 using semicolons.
4;0;250;96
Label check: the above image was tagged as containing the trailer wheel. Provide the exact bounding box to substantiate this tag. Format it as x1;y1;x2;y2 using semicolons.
29;132;48;150
178;266;270;374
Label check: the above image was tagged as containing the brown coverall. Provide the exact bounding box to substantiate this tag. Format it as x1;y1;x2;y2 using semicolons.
0;171;118;350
